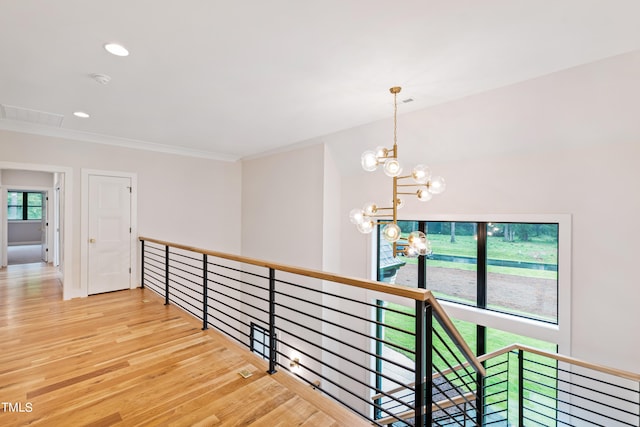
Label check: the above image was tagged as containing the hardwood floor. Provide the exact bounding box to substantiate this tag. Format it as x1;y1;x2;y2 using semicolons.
0;264;367;426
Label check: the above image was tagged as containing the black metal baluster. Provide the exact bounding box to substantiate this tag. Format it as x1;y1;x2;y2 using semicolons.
518;349;524;427
164;245;170;305
476;324;486;426
415;299;431;426
140;239;145;289
267;268;277;374
202;254;208;330
425;303;433;426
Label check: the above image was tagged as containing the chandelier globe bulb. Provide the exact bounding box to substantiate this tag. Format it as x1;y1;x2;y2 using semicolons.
405;246;419;258
428;176;446;194
416;188;433;202
361;151;379;172
375;146;389;158
362;202;378;216
349;208;365;225
356;219;376;234
407;230;426;246
381;223;401;243
383;159;402;177
412;164;431;184
407;230;432;256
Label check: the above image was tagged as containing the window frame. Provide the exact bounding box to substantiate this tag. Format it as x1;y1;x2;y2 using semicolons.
371;214;571;354
7;191;43;221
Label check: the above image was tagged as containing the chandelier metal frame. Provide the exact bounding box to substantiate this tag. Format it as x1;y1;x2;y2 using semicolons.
349;86;445;258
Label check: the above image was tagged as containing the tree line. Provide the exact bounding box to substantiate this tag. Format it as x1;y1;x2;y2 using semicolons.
398;221;558;242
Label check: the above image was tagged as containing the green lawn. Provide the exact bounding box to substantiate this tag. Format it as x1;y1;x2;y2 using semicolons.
427;233;558;265
400;233;558;280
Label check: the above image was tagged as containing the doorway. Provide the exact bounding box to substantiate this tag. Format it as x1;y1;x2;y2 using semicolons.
1;162;73;299
6;189;48;265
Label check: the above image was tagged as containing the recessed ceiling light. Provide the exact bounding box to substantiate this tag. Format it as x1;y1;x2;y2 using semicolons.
104;43;129;57
73;111;90;118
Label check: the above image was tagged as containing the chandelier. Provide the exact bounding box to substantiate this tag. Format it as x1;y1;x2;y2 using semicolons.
349;86;445;258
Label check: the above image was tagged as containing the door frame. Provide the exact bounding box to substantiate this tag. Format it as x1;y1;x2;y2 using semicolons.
81;169;138;297
0;161;73;298
53;183;61;267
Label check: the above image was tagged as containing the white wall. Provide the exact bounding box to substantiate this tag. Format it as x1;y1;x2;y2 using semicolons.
241;143;326;384
0;130;242;298
242;144;361;402
241;143;325;268
8;221;41;245
2;170;53;187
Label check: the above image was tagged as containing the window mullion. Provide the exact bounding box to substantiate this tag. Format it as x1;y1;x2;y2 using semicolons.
477;222;487;309
23;192;28;220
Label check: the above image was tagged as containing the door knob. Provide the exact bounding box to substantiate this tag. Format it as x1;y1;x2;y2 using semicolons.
89;238;96;243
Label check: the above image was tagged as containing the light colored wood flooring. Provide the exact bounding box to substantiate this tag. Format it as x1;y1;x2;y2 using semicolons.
0;264;367;426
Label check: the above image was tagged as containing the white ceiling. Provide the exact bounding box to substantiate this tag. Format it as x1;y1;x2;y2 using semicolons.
1;0;639;161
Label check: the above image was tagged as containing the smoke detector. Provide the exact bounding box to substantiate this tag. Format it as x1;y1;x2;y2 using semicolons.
91;73;111;85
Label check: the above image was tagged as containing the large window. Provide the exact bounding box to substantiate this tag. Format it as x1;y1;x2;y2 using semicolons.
378;220;559;324
8;191;43;221
377;219;570;425
375;217;566;424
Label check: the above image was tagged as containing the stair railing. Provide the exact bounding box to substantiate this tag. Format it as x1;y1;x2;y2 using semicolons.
380;341;639;426
481;344;639;426
139;236;485;426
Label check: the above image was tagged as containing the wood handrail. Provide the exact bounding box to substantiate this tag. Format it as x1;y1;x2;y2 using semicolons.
140;236;430;301
494;344;640;382
375;343;640;399
375;391;477;425
429;296;485;375
139;236;485;376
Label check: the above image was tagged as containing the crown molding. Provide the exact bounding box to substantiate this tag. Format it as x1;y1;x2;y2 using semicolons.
0;120;240;163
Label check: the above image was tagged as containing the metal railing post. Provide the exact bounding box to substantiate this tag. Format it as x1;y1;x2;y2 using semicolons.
425;303;433;425
476;324;486;426
518;349;524;426
267;268;277;374
202;254;208;330
164;245;170;305
140;240;145;289
415;300;432;426
477;369;485;425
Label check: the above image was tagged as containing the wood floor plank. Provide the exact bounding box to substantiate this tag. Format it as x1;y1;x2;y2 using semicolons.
0;264;368;426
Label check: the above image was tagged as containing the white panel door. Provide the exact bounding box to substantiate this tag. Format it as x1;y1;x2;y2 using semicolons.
87;175;131;295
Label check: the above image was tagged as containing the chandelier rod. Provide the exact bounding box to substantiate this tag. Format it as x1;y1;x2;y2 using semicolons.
391;87;400;256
